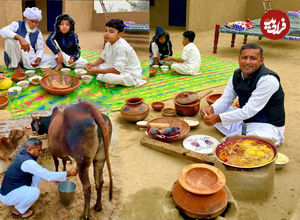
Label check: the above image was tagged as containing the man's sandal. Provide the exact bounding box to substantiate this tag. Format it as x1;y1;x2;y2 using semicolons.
11;208;34;218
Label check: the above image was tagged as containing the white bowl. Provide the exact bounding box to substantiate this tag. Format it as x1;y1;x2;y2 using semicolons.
161;68;169;73
25;70;35;77
81;75;92;84
17;80;29;90
8;86;22;97
74;69;87;77
40;64;52;71
61;68;71;74
161;65;169;69
29;76;43;85
152;65;159;69
275;152;289;170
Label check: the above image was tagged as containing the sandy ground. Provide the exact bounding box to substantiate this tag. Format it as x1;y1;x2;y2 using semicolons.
0;27;300;220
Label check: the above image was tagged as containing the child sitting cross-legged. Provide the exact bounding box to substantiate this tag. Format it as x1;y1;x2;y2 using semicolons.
46;14;87;71
86;19;146;88
164;31;201;76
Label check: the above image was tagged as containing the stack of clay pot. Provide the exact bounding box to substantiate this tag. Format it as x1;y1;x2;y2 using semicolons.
172;163;228;219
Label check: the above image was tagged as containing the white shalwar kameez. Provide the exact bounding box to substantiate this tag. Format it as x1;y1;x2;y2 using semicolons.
0;160;67;214
211;74;285;146
54;40;87;69
171;42;201;75
0;21;56;69
96;38;147;87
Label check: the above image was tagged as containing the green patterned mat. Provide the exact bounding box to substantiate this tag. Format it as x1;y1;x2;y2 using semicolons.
0;50;238;118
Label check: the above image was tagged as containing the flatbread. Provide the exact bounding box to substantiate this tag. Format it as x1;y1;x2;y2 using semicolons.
52;80;71;89
42;70;60;77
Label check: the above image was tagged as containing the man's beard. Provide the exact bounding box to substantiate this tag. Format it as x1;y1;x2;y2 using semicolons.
25;22;37;33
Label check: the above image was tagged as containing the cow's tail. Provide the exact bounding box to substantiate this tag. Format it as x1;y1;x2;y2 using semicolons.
92;106;113;201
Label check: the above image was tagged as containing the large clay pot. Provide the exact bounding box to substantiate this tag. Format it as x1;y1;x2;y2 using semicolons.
120;97;150;122
173;91;200;116
172;182;228;219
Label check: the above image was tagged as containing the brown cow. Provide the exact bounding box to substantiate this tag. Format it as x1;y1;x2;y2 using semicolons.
39;102;112;219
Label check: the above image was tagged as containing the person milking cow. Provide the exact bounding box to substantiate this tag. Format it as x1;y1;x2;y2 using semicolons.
0;138;78;218
0;7;56;73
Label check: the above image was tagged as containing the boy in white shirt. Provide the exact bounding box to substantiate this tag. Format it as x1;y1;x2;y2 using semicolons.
164;31;201;76
86;19;146;88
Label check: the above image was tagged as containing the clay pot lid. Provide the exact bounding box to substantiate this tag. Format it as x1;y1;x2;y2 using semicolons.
174;91;199;105
178;163;226;195
172;181;228;216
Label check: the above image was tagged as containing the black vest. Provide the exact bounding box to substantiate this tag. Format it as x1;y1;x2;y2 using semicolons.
0;149;37;196
232;64;285;127
4;21;40;68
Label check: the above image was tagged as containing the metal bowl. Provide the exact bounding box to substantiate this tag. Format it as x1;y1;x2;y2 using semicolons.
214;136;277;169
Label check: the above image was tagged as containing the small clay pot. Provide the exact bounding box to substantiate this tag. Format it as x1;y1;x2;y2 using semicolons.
0;94;9;109
120;97;150;122
206;94;222;105
151;102;164;111
162;108;176;117
11;72;27;81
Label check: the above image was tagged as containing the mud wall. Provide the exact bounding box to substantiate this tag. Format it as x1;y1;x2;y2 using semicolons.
0;0;23;48
92;11;149;32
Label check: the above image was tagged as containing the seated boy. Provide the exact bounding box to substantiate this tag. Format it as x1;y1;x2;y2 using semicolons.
86;19;146;88
164;31;201;76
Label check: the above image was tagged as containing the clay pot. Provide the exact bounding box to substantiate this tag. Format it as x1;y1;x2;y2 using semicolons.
120;97;150;122
173;91;200;116
206;93;222;105
151;102;164;111
172;181;228;219
11;72;27;82
0;94;9;109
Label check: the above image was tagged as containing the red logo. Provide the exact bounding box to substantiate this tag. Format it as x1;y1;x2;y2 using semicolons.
260;10;290;40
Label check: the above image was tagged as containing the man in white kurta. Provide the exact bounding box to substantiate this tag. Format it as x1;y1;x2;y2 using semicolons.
164;31;201;76
0;138;77;218
0;7;56;72
201;44;285;146
86;19;146;88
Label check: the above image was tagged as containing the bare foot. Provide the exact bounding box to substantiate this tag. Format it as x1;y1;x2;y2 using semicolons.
14;64;24;74
105;83;116;88
12;207;34;218
171;71;180;75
